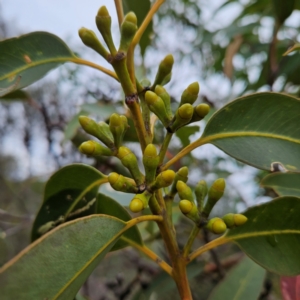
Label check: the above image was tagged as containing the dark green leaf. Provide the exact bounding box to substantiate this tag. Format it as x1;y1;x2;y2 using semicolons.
0;32;76;95
123;0;152;55
96;193;143;250
0;215;126;300
202;92;300;172
261;173;300;197
31;164;106;241
0;89;30;102
208;256;266;300
226;197;300;276
176;125;200;147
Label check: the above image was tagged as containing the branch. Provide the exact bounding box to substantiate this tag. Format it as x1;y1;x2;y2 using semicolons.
121;236;173;277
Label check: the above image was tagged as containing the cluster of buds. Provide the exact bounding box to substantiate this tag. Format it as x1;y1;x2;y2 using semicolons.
177;178;247;234
144;72;210;133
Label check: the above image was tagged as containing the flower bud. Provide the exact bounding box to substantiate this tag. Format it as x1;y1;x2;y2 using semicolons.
108;172;138;193
117;147;144;185
143;144;159;184
155;85;173;119
129;191;152;212
169;167;189;197
79;140;113;156
179;200;201;225
78;28;109;60
151;170;176;190
78;116;115;149
95;6;117;55
206;217;227;234
119;12;138;53
195;180;208;212
169;103;194;132
152;54;174;88
179;82;200;106
222;213;235;228
161;72;172;86
234;214;248;226
202;178;226;217
145;91;172;127
190;103;210;123
109;113;126;148
129;198;144;213
176;180;194;202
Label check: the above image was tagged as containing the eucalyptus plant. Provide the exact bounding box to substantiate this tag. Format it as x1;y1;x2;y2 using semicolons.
0;1;300;299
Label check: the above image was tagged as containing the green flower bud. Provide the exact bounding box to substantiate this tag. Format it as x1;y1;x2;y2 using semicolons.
95;6;117;55
234;214;248;226
206;217;227;234
108;172;138;193
151;170;176;190
78;27;109;60
143;144;159;184
176;180;194;202
145;91;172;127
152;54;174;88
170;167;189;197
179;200;201;224
79;140;113;156
169;103;194;132
222;213;235;228
202;178;226;217
155;85;173;119
78;116;115;149
129;198;144;213
140;78;151;89
109;113;126;148
129;191;152;212
161;72;172;86
190;103;210;123
195;180;208;212
117;147;144;186
119;12;138;53
179;82;200;106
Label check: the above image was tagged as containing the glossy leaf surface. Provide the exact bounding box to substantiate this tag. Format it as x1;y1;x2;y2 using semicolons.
226;197;300;276
96;193;143;250
208;256;265;300
31;164;106;241
261;173;300;197
0;215;126;300
0;32;76;95
202;93;300;172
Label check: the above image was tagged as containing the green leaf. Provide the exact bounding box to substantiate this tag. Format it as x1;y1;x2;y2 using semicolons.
31;164;106;241
0;32;76;96
176;125;200;147
123;0;152;56
0;89;31;102
226;197;300;276
261;173;300;197
208;256;266;300
0;215;126;300
202;92;300;172
96;193;143;251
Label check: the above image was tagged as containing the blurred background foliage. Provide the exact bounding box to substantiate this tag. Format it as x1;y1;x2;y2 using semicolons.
1;0;299;298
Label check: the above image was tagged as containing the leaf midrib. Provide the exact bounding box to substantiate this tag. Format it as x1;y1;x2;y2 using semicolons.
232;264;261;300
202;131;300;145
227;229;300;240
0;56;77;81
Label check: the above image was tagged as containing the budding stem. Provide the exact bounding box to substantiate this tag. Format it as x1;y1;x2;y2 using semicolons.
158;131;173;165
127;0;166;85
